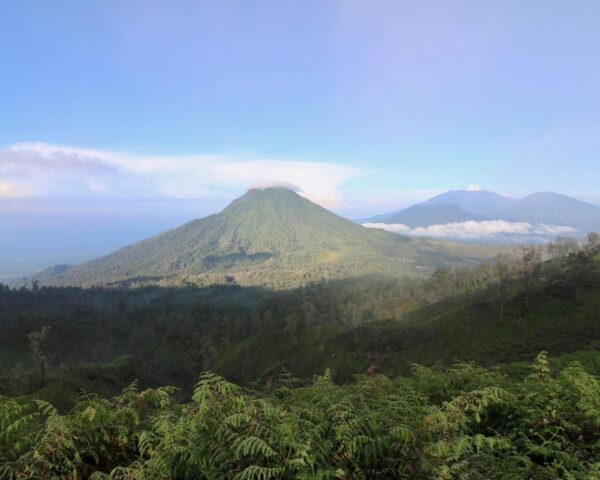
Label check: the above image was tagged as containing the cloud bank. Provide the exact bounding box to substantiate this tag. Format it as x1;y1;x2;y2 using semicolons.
363;220;577;239
0;143;360;208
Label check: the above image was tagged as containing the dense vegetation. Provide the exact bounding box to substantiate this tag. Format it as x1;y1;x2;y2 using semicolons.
1;233;599;477
3;353;600;479
33;187;500;289
1;234;598;399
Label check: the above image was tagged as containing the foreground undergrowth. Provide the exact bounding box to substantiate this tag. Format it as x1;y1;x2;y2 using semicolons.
2;352;600;479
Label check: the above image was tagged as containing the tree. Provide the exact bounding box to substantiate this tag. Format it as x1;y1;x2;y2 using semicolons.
582;232;600;256
565;250;594;304
28;326;52;388
116;296;127;322
487;254;517;322
428;267;453;302
546;236;579;262
517;244;542;310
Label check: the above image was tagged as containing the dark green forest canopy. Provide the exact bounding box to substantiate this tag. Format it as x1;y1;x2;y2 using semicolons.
2;241;599;399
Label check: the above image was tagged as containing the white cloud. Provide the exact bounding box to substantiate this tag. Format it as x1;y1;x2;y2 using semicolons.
210;159;358;208
363;220;577;239
252;181;302;192
0;147;119;177
465;184;483;191
2;143;361;208
363;222;413;234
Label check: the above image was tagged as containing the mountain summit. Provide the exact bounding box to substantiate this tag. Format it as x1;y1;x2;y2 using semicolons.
35;187;495;287
423;189;515;216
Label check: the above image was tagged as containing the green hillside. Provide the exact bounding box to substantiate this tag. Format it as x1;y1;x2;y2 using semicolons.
213;259;600;384
35;187;498;288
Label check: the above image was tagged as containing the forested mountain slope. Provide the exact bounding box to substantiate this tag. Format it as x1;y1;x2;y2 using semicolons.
3;237;599;400
35;187;498;288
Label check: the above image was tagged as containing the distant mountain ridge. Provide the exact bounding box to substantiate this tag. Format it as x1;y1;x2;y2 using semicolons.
361;189;600;237
372;203;487;228
35;187;498;288
496;192;600;231
424;189;515;216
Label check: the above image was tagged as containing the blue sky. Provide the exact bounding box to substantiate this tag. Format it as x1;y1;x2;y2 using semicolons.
1;1;600;275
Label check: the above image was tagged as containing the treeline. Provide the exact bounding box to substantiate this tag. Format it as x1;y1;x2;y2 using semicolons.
422;232;600;306
3;353;600;479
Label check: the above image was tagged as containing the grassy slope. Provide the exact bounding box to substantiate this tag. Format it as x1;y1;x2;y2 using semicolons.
213;279;600;384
